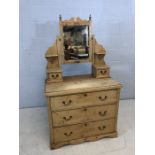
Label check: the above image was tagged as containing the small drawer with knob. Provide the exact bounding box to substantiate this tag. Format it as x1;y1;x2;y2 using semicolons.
47;72;62;82
52;104;116;127
92;65;110;78
97;68;110;78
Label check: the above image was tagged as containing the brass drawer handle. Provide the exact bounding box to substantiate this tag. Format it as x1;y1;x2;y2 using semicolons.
51;74;59;79
98;111;107;116
63;116;72;121
62;100;72;106
100;70;107;75
64;131;73;137
98;96;107;101
98;125;106;130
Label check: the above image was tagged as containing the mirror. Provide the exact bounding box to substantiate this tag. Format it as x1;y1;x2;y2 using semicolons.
63;25;89;61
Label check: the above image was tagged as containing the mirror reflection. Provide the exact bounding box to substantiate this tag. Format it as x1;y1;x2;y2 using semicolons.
63;25;89;61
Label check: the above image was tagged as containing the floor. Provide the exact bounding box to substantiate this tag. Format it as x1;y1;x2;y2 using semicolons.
19;99;135;155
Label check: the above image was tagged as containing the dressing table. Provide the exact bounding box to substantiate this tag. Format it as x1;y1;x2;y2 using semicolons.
44;16;122;149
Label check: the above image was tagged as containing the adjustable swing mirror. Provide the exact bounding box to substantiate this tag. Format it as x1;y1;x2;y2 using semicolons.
63;25;89;60
59;16;92;64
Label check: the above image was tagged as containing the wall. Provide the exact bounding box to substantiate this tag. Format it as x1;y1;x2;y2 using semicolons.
19;0;135;108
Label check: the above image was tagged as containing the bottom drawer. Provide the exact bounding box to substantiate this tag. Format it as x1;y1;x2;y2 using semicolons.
53;118;115;143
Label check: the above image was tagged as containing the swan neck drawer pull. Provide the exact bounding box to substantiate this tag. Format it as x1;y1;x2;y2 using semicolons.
62;100;72;106
51;74;59;79
98;96;107;101
98;125;106;130
64;131;73;137
63;116;72;121
98;111;107;116
100;70;107;75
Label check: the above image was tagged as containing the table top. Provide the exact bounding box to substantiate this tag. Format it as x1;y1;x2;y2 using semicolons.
45;75;122;96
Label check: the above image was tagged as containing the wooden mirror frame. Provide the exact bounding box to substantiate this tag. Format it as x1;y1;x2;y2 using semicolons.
59;16;93;64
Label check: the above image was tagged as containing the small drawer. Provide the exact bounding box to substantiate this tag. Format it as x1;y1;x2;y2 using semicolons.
47;72;62;82
53;118;115;143
52;104;116;126
50;89;117;111
97;68;109;78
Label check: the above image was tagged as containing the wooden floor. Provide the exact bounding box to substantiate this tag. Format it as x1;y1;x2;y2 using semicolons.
19;99;135;155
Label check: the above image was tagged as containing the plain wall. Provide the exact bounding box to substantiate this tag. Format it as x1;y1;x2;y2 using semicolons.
19;0;135;108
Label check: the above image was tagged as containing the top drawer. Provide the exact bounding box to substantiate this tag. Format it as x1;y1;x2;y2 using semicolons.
50;89;118;111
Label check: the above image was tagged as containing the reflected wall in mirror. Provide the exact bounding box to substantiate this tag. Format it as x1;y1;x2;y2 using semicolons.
63;25;89;61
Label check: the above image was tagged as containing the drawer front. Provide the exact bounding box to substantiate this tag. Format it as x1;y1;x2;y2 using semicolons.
53;119;115;143
97;68;109;78
50;90;117;111
52;105;116;126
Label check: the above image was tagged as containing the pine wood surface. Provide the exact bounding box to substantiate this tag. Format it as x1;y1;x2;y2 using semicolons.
44;17;122;149
50;89;117;111
53;119;115;144
52;104;116;127
45;77;121;96
45;77;121;149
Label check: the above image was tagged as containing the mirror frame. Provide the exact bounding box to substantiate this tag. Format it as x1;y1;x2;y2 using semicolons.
59;17;93;64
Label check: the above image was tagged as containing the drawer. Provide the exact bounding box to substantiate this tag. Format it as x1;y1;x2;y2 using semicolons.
96;68;109;78
53;118;115;143
47;72;62;82
52;104;116;126
50;89;117;111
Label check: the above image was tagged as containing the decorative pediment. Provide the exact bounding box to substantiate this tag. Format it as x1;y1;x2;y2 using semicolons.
60;17;90;26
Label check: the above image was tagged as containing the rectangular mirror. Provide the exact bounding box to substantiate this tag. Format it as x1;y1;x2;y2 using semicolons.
63;25;89;61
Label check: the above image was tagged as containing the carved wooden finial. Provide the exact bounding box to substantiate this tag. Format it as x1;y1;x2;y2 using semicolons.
59;15;62;21
89;14;92;21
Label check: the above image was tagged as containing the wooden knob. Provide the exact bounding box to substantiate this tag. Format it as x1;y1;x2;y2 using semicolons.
84;123;87;126
83;108;87;111
83;93;88;97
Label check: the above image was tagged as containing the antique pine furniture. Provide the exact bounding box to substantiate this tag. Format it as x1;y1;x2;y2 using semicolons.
44;16;122;149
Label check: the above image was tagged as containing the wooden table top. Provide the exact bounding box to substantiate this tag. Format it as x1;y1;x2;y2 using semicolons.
45;75;122;96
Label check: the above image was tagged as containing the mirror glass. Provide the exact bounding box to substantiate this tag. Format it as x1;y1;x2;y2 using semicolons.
63;25;89;61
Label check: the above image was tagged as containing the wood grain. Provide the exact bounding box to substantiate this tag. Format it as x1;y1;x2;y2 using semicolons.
52;105;116;126
50;89;117;111
44;17;122;149
53;119;115;143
